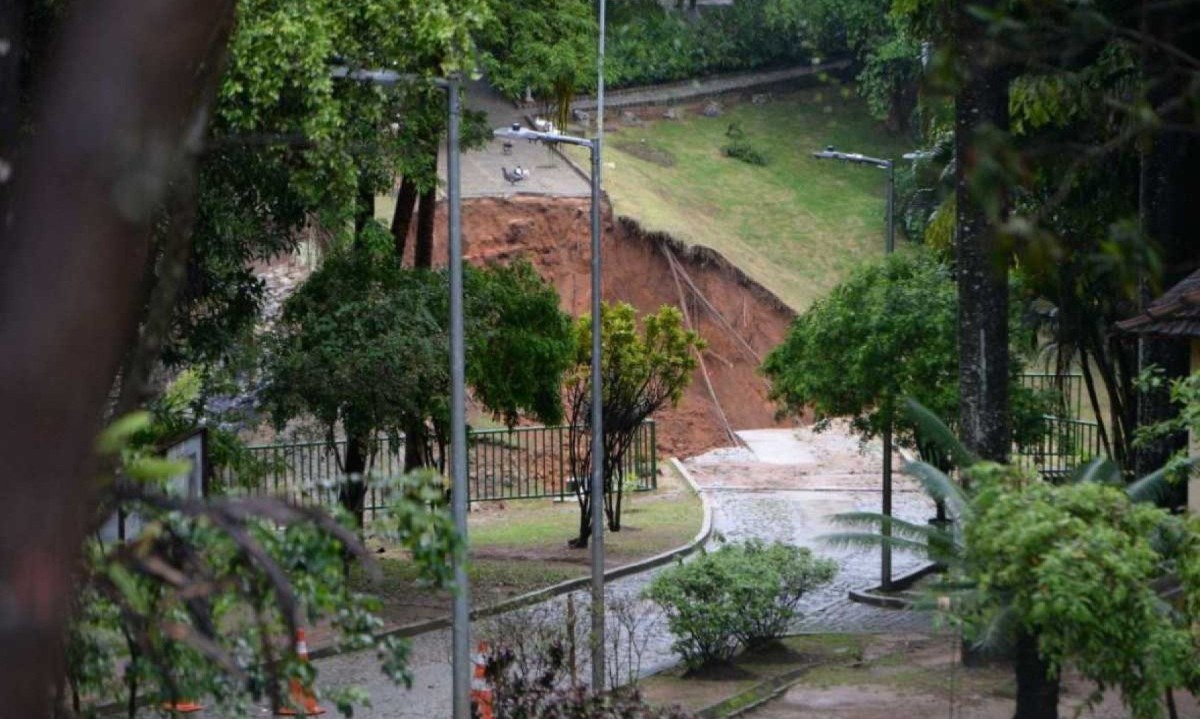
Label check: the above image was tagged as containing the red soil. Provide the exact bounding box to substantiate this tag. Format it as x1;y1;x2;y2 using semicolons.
422;195;796;458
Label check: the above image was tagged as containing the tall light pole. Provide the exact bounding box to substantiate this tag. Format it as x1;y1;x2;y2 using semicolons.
592;0;607;693
331;66;472;718
812;145;896;590
494;121;606;688
812;146;895;254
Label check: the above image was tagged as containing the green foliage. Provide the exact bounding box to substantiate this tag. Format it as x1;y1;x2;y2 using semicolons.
565;303;702;538
66;416;459;717
721;131;769;166
829;402;1200;719
263;246;573;464
761;249;1048;449
966;477;1200;718
644;540;836;669
478;0;596;126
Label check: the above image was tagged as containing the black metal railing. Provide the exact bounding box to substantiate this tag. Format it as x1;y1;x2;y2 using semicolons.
1019;372;1085;420
1014;415;1104;481
223;421;657;515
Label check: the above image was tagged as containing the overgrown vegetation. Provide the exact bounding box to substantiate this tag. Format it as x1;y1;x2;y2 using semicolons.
644;540;836;670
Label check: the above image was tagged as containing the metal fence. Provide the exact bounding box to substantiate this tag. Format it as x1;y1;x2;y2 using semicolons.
1014;415;1105;481
223;421;657;516
1019;372;1085;419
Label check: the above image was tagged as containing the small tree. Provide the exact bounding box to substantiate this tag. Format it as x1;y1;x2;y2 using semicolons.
762;249;1046;452
828;400;1200;719
263;245;573;531
565;303;703;548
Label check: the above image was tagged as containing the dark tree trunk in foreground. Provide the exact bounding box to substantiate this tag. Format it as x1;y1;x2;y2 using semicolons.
0;2;236;716
390;175;418;261
0;0;23;228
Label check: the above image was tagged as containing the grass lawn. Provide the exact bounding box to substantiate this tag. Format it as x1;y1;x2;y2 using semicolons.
349;463;702;630
573;87;911;311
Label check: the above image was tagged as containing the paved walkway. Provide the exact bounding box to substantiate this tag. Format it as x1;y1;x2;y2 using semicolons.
570;60;851;112
216;427;936;718
439;79;590;198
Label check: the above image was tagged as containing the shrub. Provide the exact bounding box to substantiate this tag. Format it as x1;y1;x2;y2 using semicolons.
484;642;694;719
644;540;836;669
722;140;769;166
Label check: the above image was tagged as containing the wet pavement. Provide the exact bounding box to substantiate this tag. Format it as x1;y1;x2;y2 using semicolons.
174;426;935;717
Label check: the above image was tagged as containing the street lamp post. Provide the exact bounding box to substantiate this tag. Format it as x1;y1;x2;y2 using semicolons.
812;146;895;254
494;122;606;689
812;145;896;591
331;66;472;719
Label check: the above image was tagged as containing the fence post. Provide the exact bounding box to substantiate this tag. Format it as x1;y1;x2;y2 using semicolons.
650;420;657;489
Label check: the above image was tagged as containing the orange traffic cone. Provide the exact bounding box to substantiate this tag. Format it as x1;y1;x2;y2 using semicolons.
161;699;204;714
470;642;494;719
276;629;326;716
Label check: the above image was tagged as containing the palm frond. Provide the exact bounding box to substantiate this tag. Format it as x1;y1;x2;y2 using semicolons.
905;461;969;519
903;397;977;469
972;604;1016;654
830;512;942;543
1070;457;1121;486
820;531;934;556
1126;457;1195;505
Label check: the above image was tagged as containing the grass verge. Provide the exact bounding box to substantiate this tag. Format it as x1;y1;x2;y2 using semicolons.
570;87;910;311
350;464;702;629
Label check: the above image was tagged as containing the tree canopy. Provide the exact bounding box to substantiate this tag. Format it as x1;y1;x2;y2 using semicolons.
761;249;1047;450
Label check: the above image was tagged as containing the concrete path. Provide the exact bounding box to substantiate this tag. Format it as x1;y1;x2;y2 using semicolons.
173;426;934;717
438;79;590;198
570;60;850;113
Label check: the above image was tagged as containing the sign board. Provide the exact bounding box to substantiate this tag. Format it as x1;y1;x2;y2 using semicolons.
98;428;209;543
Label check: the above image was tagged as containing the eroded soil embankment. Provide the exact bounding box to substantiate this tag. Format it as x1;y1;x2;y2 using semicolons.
424;195;796;457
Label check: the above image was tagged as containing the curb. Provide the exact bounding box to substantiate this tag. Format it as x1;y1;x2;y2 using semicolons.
845;562;939;610
312;457;713;660
695;661;818;719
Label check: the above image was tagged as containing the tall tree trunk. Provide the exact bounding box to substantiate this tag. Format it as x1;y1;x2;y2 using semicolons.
1013;630;1059;719
339;434;369;532
413;185;436;269
390;176;419;261
354;174;375;238
955;0;1011;465
403;420;427;472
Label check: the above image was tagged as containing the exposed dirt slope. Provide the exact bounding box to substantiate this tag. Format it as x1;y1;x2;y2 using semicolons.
420;195;795;457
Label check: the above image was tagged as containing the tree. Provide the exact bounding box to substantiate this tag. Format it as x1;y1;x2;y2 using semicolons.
263;245;573;531
565;303;703;548
828;400;1200;719
478;0;596;130
761;249;1047;462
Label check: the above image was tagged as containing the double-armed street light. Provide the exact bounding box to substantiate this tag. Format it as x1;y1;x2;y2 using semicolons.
493;120;608;690
332;65;474;719
812;144;898;589
812;146;896;255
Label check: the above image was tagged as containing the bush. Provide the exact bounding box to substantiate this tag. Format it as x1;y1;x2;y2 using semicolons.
644;540;836;669
722;139;769;166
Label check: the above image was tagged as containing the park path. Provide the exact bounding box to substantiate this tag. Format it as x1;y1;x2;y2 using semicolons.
286;425;936;718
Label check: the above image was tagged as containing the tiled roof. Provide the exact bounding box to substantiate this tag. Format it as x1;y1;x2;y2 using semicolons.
1116;268;1200;339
